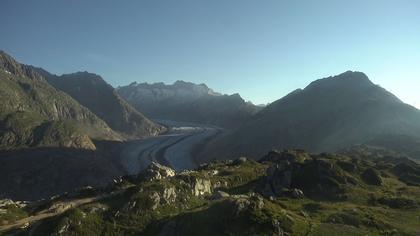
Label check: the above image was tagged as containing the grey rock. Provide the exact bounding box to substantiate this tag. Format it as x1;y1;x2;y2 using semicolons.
144;162;175;181
290;189;304;199
234;198;251;215
212;191;230;199
192;178;212;196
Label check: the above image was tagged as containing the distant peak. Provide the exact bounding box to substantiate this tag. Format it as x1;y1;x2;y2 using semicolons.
173;80;189;85
61;71;103;80
305;71;374;91
73;71;100;77
337;70;370;80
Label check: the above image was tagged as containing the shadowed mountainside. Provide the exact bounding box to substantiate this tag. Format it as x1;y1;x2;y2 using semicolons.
38;70;165;139
199;71;420;161
0;142;124;201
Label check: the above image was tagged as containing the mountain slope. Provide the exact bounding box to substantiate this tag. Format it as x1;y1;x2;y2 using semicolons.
5;150;420;235
41;71;165;139
117;81;261;128
0;51;120;150
201;71;420;160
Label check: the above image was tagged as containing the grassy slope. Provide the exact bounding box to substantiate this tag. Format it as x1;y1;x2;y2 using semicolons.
0;67;120;150
10;151;419;236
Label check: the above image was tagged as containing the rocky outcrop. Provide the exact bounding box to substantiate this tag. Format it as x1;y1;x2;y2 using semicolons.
191;178;212;196
260;151;351;199
148;186;178;210
177;174;213;196
143;162;176;181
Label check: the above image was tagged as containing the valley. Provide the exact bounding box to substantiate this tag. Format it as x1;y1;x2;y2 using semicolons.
2;2;420;234
1;50;420;235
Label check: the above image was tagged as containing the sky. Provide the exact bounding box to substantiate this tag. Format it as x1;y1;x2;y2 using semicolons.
1;0;420;107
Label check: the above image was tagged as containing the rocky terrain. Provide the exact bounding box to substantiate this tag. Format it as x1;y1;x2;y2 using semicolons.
2;149;420;235
0;51;120;150
117;81;261;128
40;71;164;139
201;71;420;161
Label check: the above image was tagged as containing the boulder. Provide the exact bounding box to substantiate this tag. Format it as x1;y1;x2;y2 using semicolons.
290;189;304;199
212;191;230;199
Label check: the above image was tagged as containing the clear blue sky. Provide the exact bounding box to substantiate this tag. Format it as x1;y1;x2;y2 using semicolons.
1;0;420;107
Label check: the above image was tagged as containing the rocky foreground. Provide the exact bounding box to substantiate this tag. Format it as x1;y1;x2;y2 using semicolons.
2;150;420;235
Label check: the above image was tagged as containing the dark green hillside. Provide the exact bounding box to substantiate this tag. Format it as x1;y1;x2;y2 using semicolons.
5;150;420;235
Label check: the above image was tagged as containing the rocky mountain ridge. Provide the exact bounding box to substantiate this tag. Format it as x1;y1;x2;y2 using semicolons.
117;81;261;128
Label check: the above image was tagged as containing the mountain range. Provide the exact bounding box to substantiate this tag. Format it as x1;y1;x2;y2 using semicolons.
199;71;420;161
117;81;261;128
2;50;420;199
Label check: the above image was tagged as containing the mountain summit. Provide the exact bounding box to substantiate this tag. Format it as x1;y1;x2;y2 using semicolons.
200;71;420;160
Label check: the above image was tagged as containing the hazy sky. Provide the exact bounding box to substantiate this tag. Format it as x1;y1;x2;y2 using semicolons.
1;0;420;107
